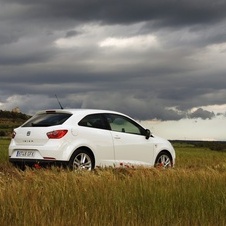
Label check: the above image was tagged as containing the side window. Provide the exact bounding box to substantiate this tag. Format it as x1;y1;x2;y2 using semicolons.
106;114;144;135
78;114;108;130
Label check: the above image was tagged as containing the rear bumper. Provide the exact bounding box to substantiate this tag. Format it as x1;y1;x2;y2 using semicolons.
9;158;69;169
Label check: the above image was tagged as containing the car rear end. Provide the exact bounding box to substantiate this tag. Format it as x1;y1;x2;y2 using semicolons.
8;110;74;169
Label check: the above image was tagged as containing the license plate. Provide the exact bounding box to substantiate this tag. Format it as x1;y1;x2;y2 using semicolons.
16;150;35;157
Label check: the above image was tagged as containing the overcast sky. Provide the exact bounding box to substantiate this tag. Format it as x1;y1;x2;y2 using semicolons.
1;0;226;140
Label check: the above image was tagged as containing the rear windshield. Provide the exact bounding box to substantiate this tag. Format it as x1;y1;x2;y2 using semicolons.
22;113;72;127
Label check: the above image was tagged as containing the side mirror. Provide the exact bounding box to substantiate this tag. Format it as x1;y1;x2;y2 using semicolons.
145;129;151;139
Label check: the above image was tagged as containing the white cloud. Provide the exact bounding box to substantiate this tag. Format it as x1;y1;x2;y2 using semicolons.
54;22;158;50
143;116;226;141
198;104;226;114
2;94;52;115
195;42;226;70
99;35;159;49
207;42;226;53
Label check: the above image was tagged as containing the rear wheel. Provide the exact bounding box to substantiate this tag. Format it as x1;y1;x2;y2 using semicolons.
69;149;94;171
155;152;172;168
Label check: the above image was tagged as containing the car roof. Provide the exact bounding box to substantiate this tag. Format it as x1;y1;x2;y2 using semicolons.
36;109;124;115
31;109;144;129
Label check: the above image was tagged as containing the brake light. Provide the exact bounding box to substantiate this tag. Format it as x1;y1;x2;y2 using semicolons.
46;110;56;114
12;131;16;139
47;130;68;139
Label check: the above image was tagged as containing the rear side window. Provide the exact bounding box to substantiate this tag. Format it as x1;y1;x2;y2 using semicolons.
78;114;109;130
22;113;72;127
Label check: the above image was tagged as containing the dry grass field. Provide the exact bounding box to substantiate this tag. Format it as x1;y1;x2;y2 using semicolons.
0;139;226;226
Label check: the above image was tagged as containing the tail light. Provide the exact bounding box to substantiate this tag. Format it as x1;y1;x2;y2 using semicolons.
12;131;16;139
47;130;68;139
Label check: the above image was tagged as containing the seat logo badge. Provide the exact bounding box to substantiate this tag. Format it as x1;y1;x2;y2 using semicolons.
27;131;31;136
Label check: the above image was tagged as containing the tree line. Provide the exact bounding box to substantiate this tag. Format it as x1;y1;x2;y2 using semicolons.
0;110;30;120
0;110;30;137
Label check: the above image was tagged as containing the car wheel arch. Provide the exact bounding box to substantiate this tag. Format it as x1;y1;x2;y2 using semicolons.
69;146;95;168
154;150;173;167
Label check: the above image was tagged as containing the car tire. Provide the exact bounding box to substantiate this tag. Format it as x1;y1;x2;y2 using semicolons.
154;151;172;168
13;162;26;171
69;148;94;171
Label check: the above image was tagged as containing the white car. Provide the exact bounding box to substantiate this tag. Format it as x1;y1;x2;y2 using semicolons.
9;109;175;170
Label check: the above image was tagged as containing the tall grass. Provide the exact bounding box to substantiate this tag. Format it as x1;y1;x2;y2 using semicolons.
0;139;226;226
0;138;9;163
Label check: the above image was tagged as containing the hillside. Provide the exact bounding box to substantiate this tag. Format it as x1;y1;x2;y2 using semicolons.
0;110;30;137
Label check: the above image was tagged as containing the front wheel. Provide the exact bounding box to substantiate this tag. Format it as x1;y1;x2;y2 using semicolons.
154;152;172;168
69;149;94;171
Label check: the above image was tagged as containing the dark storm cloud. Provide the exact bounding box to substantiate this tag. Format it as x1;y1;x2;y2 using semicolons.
189;108;215;120
1;0;226;120
65;30;80;38
3;0;226;26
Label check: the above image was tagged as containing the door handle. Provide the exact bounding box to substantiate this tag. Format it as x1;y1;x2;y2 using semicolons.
114;135;121;139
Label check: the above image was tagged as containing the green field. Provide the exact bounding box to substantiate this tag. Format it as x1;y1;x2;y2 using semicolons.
0;139;226;226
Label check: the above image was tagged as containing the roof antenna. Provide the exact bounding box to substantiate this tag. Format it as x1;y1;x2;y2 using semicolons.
55;94;64;109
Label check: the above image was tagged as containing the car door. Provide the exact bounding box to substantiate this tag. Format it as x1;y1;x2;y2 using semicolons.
77;113;115;167
105;113;154;167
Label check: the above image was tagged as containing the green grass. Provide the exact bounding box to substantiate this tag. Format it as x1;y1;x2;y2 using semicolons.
174;142;226;171
0;139;226;225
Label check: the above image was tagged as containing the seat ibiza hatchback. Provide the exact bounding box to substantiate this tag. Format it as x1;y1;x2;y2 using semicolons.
9;109;175;170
